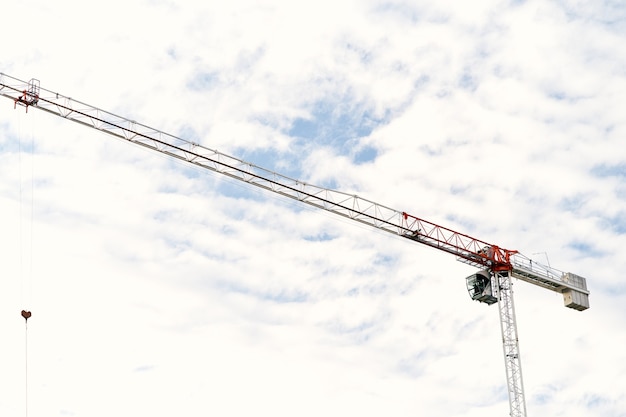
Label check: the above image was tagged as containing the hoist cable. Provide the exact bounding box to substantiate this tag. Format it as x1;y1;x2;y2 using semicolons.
17;107;35;417
18;110;24;304
28;111;35;306
24;318;29;417
17;109;35;306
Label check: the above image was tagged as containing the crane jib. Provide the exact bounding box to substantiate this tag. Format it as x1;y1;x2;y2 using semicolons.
0;73;590;304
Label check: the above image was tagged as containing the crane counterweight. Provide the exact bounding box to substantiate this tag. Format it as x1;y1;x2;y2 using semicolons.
562;273;590;311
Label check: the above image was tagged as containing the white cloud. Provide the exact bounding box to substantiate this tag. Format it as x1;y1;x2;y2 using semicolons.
1;0;625;416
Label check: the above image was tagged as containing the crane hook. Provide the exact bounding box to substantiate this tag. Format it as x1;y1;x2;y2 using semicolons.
21;310;32;321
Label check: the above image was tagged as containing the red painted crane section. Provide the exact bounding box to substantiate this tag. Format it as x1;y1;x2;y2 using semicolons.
400;211;518;272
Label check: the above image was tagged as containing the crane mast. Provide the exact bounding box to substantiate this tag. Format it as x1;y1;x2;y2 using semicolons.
0;74;590;417
497;271;526;417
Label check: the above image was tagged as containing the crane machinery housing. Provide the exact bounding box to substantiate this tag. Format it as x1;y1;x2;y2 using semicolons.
0;74;590;417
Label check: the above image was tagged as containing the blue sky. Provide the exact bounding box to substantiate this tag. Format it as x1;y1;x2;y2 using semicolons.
1;1;625;416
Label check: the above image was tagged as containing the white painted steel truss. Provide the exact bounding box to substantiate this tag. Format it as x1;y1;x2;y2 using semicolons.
496;271;527;417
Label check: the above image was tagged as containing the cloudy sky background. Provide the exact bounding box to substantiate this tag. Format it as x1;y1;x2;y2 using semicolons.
1;0;625;416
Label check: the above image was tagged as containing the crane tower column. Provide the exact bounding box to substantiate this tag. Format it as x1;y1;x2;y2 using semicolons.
496;271;527;417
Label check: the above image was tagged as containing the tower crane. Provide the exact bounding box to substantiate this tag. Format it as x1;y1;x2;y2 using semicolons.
0;74;590;417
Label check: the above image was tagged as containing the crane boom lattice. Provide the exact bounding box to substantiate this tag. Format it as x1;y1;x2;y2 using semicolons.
0;73;406;236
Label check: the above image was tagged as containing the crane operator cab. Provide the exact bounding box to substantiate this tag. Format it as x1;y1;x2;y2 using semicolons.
466;270;498;305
